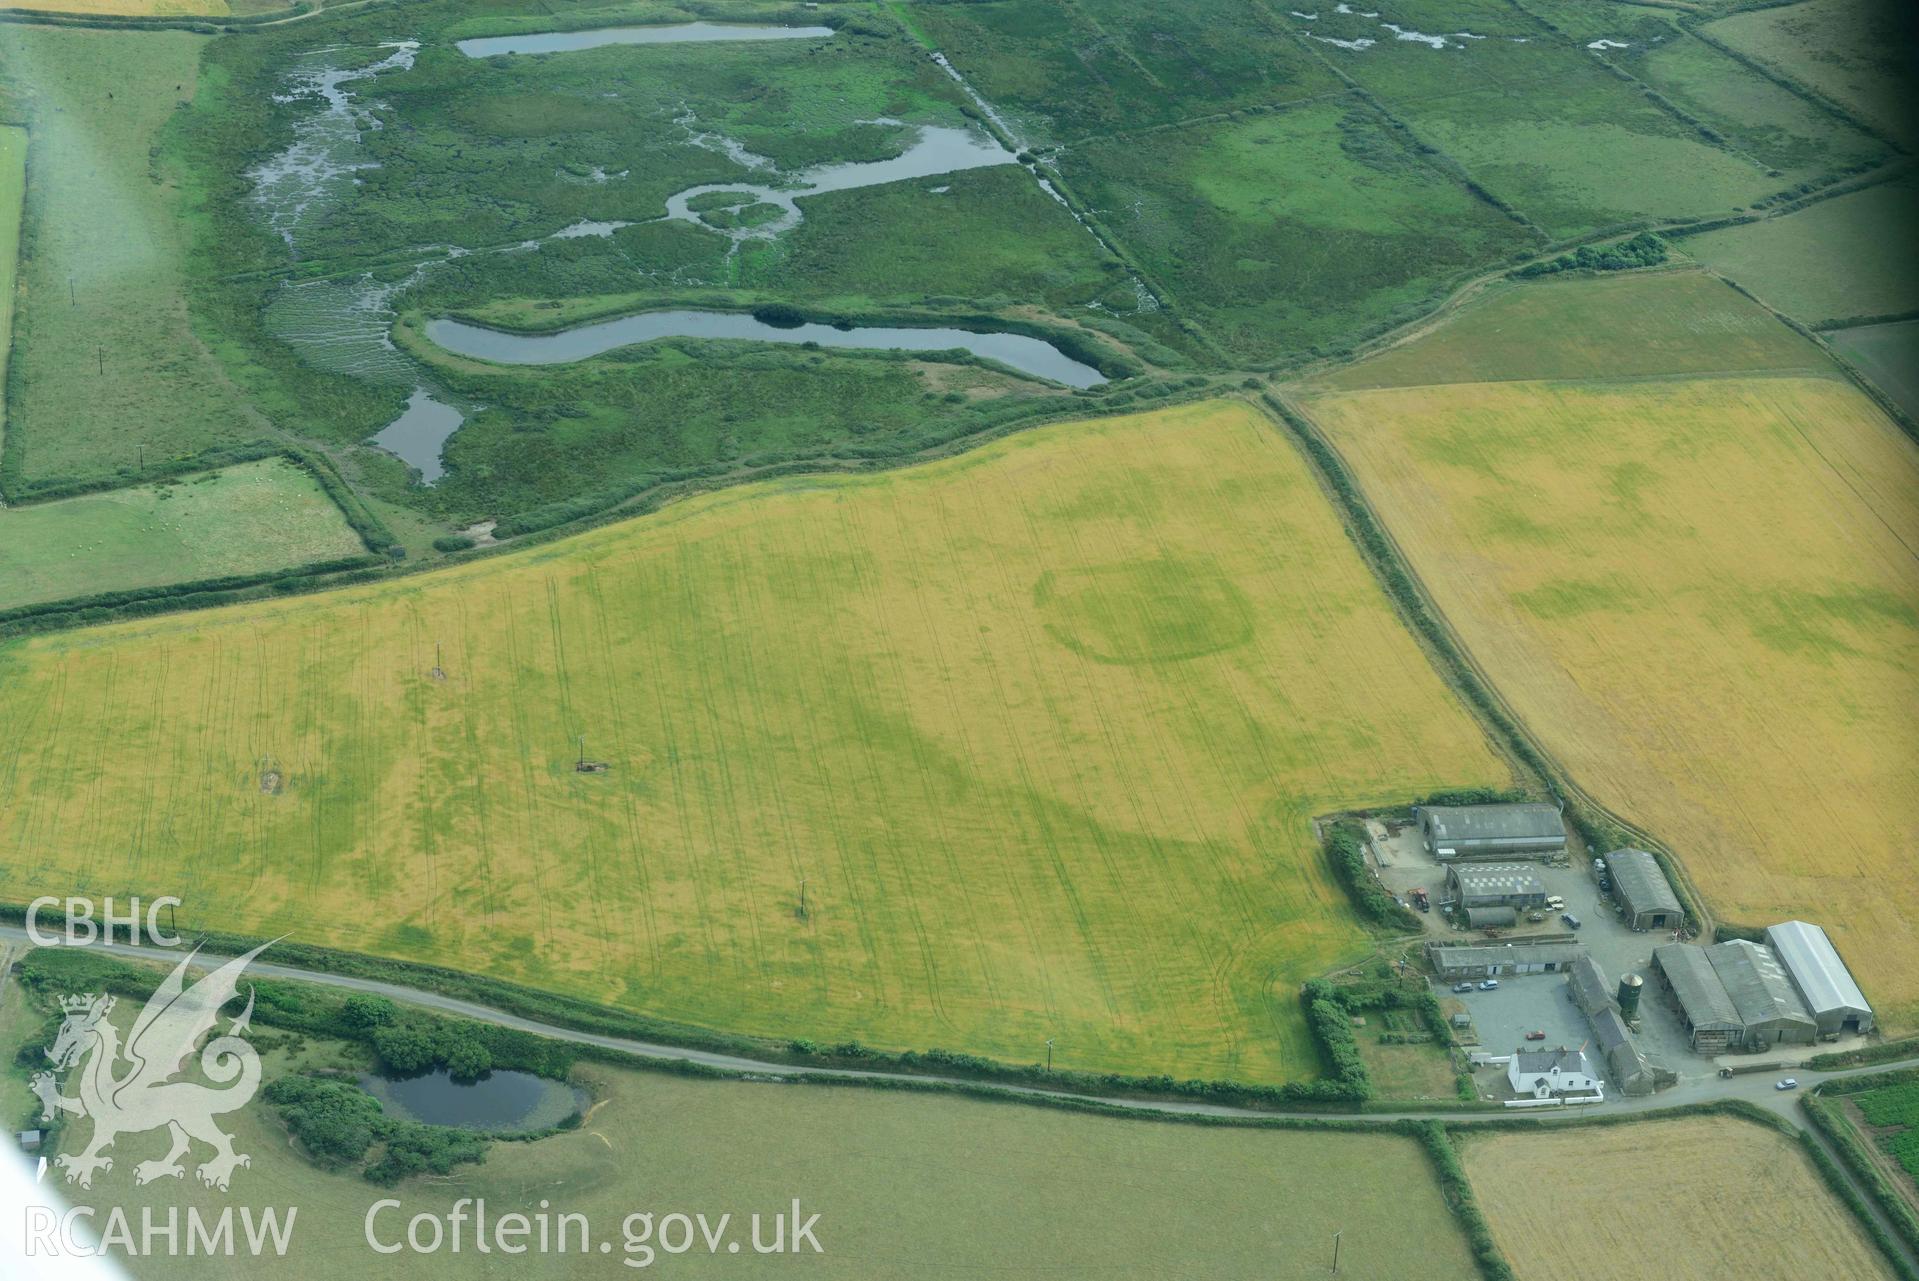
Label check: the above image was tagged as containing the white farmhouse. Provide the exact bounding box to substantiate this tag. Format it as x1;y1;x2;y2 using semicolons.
1507;1047;1602;1099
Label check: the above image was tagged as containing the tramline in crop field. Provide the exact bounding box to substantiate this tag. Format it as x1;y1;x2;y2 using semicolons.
0;400;1509;1082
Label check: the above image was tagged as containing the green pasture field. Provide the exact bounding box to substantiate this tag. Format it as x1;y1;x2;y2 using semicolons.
1327;34;1781;240
0;28;261;495
1623;33;1890;181
903;0;1340;144
1829;319;1919;422
1852;1079;1919;1186
1678;177;1919;325
1059;99;1537;363
737;164;1133;313
1708;0;1917;148
0;125;23;437
385;325;1076;524
1312;269;1832;390
0;991;1479;1281
1509;0;1682;43
0;402;1510;1082
0;458;365;611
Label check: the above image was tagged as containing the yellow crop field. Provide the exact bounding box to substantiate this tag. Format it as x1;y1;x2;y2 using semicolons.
0;401;1507;1081
1306;376;1919;1027
1464;1117;1899;1281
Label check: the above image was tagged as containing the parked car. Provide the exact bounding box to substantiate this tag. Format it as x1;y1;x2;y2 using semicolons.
1561;913;1582;929
1776;1078;1799;1091
1544;895;1565;910
1453;982;1475;993
1524;1030;1546;1041
1478;979;1500;991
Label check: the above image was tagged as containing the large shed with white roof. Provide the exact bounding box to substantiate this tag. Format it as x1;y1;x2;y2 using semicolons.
1766;920;1874;1037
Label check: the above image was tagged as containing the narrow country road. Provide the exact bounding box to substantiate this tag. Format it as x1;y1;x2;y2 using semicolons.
6;927;1916;1272
3;925;1912;1124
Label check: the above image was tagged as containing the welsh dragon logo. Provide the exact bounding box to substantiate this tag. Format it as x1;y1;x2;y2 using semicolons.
30;942;271;1191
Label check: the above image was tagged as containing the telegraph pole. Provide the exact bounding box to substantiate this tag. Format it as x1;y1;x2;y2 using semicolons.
798;876;807;919
1331;1230;1341;1275
1045;1038;1054;1072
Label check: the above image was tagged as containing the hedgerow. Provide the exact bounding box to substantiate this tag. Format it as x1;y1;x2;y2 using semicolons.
1323;821;1421;931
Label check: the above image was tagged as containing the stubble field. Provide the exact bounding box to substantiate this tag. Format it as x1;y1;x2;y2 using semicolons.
1462;1117;1899;1281
0;400;1508;1081
1304;371;1919;1028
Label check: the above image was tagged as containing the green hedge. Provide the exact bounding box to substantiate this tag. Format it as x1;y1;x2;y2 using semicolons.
1804;1090;1919;1264
1266;395;1702;932
1415;1123;1516;1281
1324;820;1422;931
1797;1113;1919;1281
1514;232;1666;279
1811;1041;1919;1073
0;901;1364;1110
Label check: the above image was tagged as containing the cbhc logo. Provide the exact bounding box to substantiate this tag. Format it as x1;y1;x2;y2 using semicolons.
25;896;183;947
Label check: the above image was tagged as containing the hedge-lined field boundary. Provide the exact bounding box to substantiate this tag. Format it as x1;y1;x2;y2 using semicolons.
0;444;398;635
1260;393;1709;934
0;901;1369;1110
1804;1079;1919;1267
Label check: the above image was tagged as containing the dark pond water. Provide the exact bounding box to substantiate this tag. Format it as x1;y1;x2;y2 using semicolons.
456;23;834;58
369;388;464;484
426;312;1107;388
359;1068;586;1133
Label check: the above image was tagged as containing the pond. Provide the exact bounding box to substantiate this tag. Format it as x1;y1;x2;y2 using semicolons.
370;389;465;484
359;1068;587;1134
456;23;835;58
425;311;1108;388
662;124;1014;244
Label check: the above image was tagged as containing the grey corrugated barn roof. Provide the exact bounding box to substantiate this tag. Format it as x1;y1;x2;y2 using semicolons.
1766;921;1872;1019
1604;848;1682;917
1707;940;1814;1030
1449;864;1547;897
1429;941;1577;969
1422;804;1565;844
1568;954;1616;1017
1654;944;1741;1030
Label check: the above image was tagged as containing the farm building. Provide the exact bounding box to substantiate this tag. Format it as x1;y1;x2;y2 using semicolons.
1766;921;1874;1037
1465;905;1518;929
1428;938;1580;980
1709;940;1817;1047
1567;953;1615;1017
1566;955;1672;1095
1444;863;1548;910
1652;941;1818;1051
1652;944;1744;1053
1417;803;1566;861
1507;1047;1601;1099
1603;848;1683;931
1590;1006;1670;1096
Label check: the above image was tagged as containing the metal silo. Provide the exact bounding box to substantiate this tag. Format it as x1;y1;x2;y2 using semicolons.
1618;972;1644;1019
